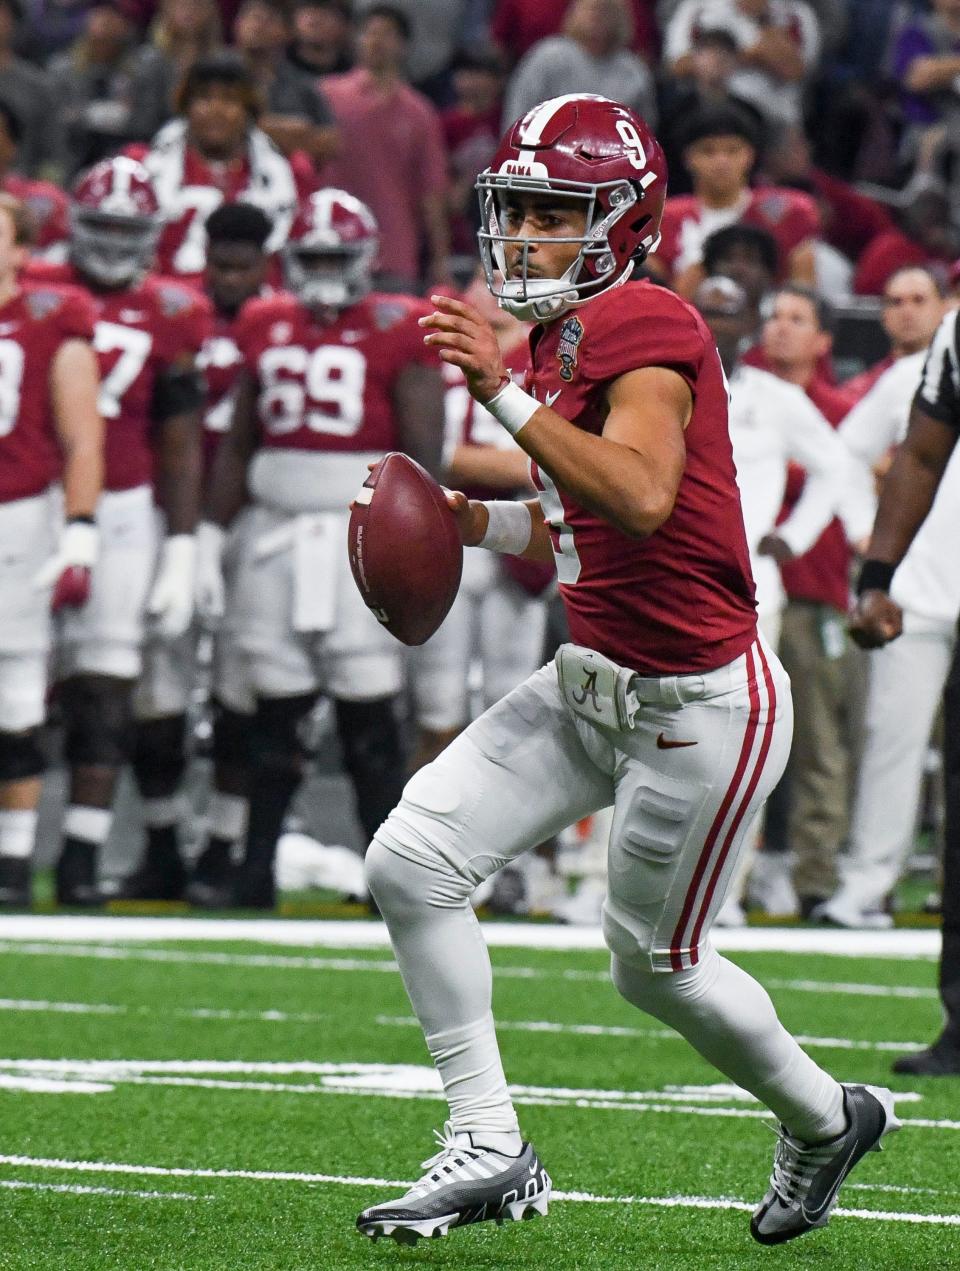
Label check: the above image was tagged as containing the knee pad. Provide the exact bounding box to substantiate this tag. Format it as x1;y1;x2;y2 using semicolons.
132;714;187;797
60;675;134;767
0;727;46;781
212;700;252;769
365;836;472;914
252;693;316;774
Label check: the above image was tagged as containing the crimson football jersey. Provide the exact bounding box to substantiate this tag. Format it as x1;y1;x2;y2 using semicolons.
25;262;213;491
2;174;69;254
235;291;440;454
528;280;757;675
0;283;96;504
656;186;820;283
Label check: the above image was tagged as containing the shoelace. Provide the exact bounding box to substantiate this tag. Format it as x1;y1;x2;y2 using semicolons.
407;1121;488;1198
769;1124;842;1207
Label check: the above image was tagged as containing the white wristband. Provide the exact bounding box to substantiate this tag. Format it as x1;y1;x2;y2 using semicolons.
478;500;533;554
484;380;541;438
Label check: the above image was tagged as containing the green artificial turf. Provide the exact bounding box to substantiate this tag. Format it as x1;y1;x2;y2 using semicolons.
0;937;957;1270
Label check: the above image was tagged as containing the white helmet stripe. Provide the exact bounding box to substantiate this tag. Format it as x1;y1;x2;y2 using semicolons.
517;94;612;146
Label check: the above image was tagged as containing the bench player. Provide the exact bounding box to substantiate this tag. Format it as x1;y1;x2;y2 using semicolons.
0;193;102;905
195;188;445;907
355;96;900;1248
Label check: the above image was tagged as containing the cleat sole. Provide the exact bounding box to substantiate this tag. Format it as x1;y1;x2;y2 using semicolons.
357;1188;551;1243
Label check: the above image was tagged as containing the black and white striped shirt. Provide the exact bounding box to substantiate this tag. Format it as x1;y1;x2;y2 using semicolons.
915;310;960;428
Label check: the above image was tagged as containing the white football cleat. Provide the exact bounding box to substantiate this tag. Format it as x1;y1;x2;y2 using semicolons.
356;1121;551;1245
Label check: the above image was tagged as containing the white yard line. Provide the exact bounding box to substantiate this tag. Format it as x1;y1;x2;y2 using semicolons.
0;941;938;999
0;1179;209;1200
0;915;940;958
0;1154;955;1226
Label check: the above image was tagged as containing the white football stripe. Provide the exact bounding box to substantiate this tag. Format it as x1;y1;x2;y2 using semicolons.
0;1154;956;1226
0;1179;209;1201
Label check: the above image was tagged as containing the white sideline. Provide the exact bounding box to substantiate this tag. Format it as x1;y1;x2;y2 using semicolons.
0;1179;207;1201
0;1154;956;1227
0;915;940;958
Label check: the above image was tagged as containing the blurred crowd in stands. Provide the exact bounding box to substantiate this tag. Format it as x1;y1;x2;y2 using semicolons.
2;0;959;929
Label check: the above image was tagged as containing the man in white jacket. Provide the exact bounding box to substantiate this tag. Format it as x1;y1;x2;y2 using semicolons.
817;321;958;929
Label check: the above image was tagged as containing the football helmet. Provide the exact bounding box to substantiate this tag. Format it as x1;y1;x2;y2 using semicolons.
70;156;162;287
476;95;667;321
283;189;378;309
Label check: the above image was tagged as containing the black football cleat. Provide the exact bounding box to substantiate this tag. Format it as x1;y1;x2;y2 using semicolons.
751;1084;900;1245
0;856;32;907
893;1039;960;1077
116;857;187;901
55;841;105;907
357;1122;551;1245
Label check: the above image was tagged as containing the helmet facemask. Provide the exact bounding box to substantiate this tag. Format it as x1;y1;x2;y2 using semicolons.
69;208;161;288
283;240;376;310
477;172;652;321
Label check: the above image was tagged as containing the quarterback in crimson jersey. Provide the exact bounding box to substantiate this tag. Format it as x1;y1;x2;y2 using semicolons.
25;156;212;907
0;193;103;909
194;188;445;909
356;96;900;1249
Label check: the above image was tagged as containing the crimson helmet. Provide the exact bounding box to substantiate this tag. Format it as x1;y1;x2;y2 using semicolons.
70;156;162;287
476;95;667;321
283;189;378;309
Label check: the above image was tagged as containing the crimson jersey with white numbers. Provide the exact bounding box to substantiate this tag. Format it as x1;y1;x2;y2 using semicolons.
0;284;96;504
25;263;212;490
528;280;757;676
236;291;439;453
197;308;246;480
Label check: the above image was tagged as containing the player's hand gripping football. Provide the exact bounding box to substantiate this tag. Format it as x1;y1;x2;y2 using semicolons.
419;295;507;403
849;590;904;649
355;463;489;548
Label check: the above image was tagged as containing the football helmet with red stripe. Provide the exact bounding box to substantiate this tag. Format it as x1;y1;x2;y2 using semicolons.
70;156;162;287
283;189;378;310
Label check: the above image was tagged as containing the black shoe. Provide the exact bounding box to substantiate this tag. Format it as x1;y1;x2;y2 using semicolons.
798;894;826;921
893;1040;960;1076
233;866;276;910
185;876;236;909
185;840;236;908
0;856;31;907
751;1084;900;1245
55;841;104;907
116;858;187;901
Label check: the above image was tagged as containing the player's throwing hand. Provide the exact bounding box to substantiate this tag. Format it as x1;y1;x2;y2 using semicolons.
420;295;507;403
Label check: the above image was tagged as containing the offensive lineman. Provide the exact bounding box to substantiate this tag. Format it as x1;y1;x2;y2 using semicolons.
28;156;212;905
0;193;103;905
195;188;445;908
355;97;899;1248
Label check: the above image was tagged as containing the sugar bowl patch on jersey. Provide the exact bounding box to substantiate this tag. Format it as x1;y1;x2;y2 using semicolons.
556;315;583;382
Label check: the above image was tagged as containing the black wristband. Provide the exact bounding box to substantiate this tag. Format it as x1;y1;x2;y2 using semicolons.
856;559;896;595
67;514;96;525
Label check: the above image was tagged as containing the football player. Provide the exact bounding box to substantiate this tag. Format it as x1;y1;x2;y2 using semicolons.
125;200;273;902
410;267;551;771
28;156;212;906
0;99;69;260
0;193;103;906
195;188;445;907
139;51;306;284
355;97;899;1247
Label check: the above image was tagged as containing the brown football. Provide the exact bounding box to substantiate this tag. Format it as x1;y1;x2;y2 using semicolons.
348;452;463;646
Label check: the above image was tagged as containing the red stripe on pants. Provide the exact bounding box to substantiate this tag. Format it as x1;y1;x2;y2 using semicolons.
668;643;760;971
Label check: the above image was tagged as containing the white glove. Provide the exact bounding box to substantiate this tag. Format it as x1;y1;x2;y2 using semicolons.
147;534;196;639
194;521;227;626
33;519;99;610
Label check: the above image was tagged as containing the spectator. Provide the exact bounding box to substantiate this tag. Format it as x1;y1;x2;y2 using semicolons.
892;0;960;147
354;0;469;97
233;0;340;167
853;178;958;297
845;266;946;400
663;0;821;126
142;51;300;280
759;285;865;920
288;0;354;78
0;99;69;255
145;0;224;119
47;0;170;179
322;5;451;291
501;0;657;131
441;49;505;265
651;105;819;298
0;0;53;176
491;0;659;66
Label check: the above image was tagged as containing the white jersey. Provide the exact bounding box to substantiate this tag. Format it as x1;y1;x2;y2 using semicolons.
728;364;846;619
841;347;960;628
